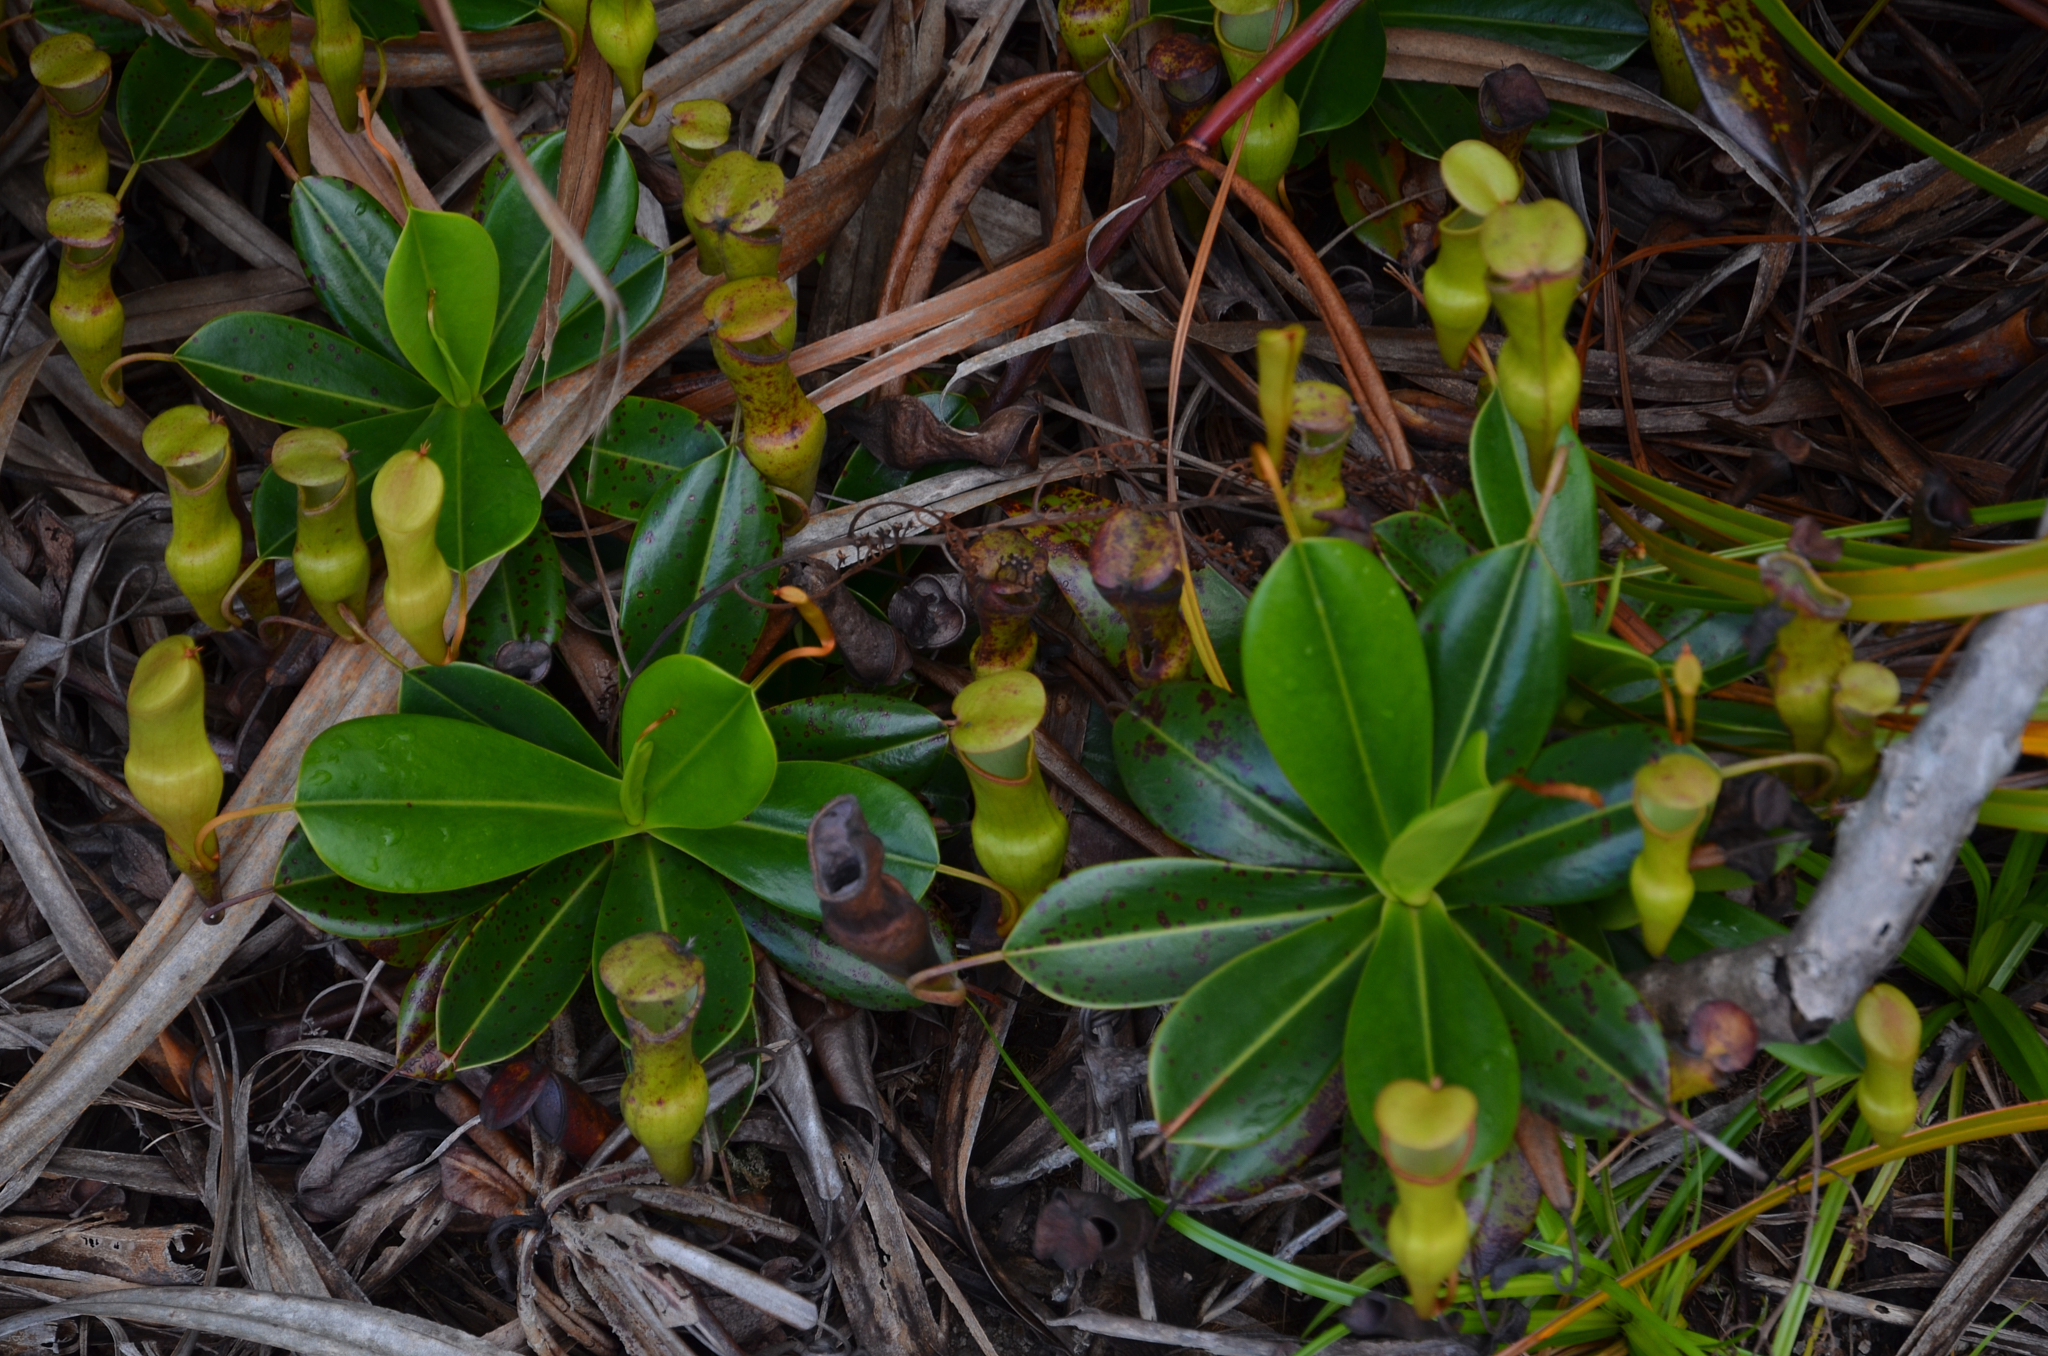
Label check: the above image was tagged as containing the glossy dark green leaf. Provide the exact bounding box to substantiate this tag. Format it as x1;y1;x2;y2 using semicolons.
1971;991;2048;1102
466;521;565;663
618;653;777;831
297;714;626;893
763;694;950;788
498;237;667;399
1243;537;1431;881
1171;1075;1346;1205
439;844;610;1067
179;314;438;427
733;892;927;1010
450;0;533;26
406;399;542;570
1373;511;1476;596
593;836;752;1056
1007;860;1376;1008
571;397;726;521
1439;725;1660;905
481;134;638;389
618;448;776;673
400;662;614;774
1340;1111;1398;1254
1471;397;1598;626
1373;80;1609;159
1763;1024;1864;1078
385;209;498;406
1380;0;1646;69
117;37;251;167
32;0;141;50
1347;897;1519;1166
291;176;405;366
1286;0;1386;133
1113;682;1350;869
1419;541;1569;784
1470;393;1534;547
271;826;499;939
1456;907;1665;1136
655;761;937;917
1152;901;1380;1148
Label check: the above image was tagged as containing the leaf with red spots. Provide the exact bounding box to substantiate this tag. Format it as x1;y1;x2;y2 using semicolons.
1667;0;1811;195
1006;859;1376;1008
1455;906;1666;1136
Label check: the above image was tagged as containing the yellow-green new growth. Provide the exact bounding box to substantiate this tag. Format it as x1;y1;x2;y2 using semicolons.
952;670;1069;907
144;406;241;630
1481;199;1585;481
1057;0;1131;110
705;276;823;505
31;35;109;200
1287;381;1353;534
1854;983;1921;1147
371;448;453;665
600;932;709;1184
47;193;125;406
1211;0;1299;200
669;101;732;272
591;0;658;122
1375;1079;1476;1318
1422;141;1521;370
272;428;370;639
1825;661;1899;797
125;635;224;888
1629;753;1721;957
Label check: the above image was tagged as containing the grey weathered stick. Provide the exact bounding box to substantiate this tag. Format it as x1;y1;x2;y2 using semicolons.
0;721;117;990
594;1210;819;1328
1897;1158;2048;1356
0;1289;506;1356
1635;594;2048;1043
753;962;848;1205
1046;1311;1473;1356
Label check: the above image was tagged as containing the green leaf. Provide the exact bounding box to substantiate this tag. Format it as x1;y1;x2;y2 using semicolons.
385;209;499;406
618;653;777;831
499;236;667;399
1379;0;1647;69
178;314;438;427
1243;537;1432;882
655;761;938;917
1379;784;1505;903
1764;1025;1865;1078
593;836;752;1055
1540;429;1602;628
1286;0;1386;133
1347;896;1520;1166
1113;682;1351;869
733;891;928;1009
1440;726;1660;905
571;396;727;521
1419;540;1570;784
296;714;627;893
438;844;610;1067
618;448;777;674
465;521;566;662
1376;81;1610;159
291;176;406;366
399;662;615;774
1970;991;2048;1101
32;0;142;50
1901;928;1966;997
450;0;534;27
1152;901;1381;1148
1006;860;1378;1008
117;37;251;168
1373;510;1476;596
1172;1076;1347;1206
272;826;499;939
1457;908;1666;1135
406;399;542;571
763;694;950;788
481;134;639;389
1569;629;1663;695
1341;1111;1400;1254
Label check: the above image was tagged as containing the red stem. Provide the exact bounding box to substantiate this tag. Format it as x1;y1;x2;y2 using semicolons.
990;0;1368;409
